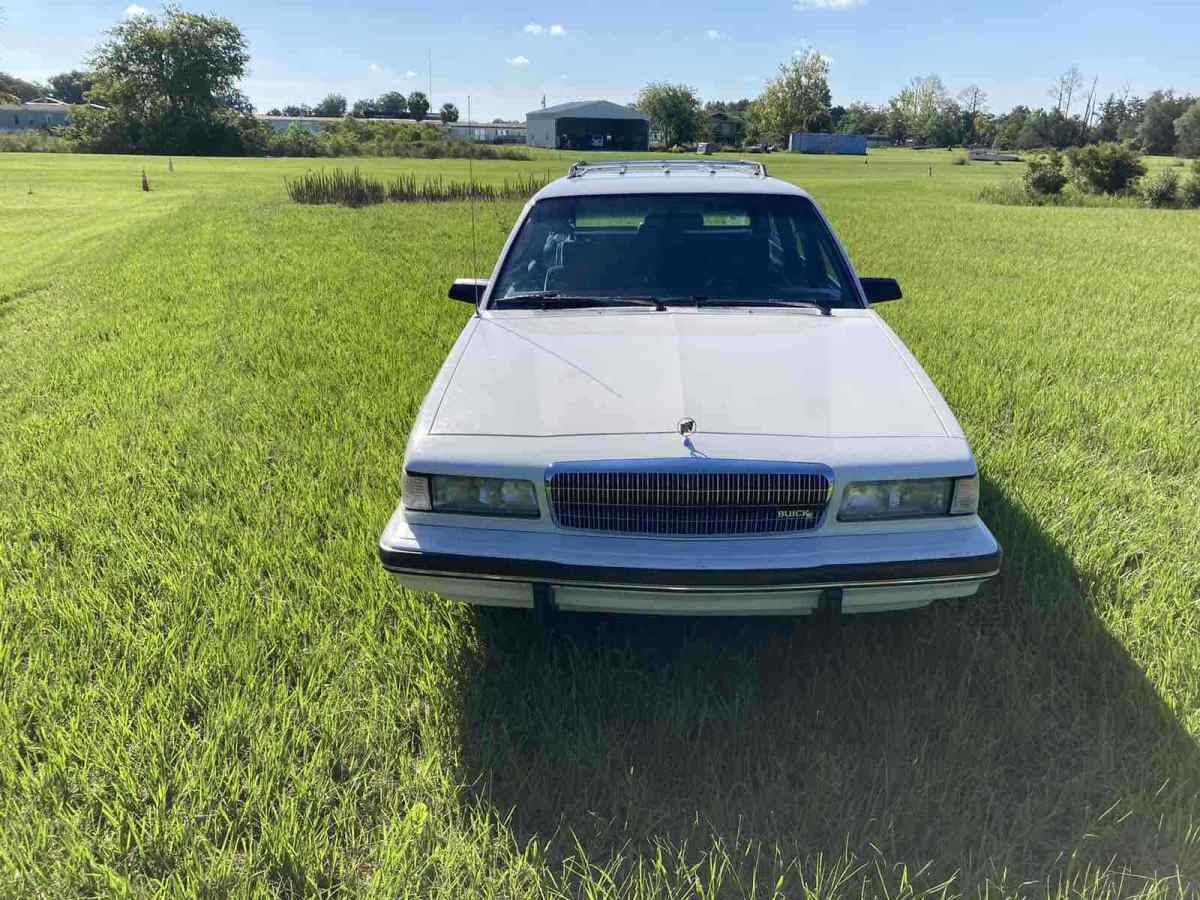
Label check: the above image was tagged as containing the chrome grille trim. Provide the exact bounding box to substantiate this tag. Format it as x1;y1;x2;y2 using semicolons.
545;461;833;536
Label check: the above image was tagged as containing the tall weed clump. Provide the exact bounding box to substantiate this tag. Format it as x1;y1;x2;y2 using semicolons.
286;168;549;206
284;168;385;206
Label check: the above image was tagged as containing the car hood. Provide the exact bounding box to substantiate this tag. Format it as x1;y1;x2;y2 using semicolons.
430;310;951;439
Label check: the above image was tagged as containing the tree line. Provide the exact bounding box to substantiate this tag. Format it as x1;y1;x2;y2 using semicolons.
639;58;1200;157
263;92;460;124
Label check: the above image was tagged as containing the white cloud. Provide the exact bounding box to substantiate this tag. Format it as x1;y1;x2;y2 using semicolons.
525;23;567;36
705;29;725;40
795;0;863;8
507;55;530;67
524;23;544;35
560;74;569;80
548;24;566;36
369;63;383;73
123;3;148;16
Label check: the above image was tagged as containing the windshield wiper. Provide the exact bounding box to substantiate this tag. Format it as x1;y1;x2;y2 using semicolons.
692;297;833;316
496;292;665;310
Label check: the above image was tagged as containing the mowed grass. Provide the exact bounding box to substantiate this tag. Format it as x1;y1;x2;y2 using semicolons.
1;148;1199;898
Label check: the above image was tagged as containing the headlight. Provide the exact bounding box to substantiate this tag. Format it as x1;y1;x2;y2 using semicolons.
838;476;976;522
403;473;539;518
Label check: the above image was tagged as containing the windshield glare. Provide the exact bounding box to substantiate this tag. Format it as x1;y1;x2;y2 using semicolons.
489;193;861;309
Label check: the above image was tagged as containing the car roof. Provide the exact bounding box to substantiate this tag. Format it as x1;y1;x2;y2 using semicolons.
533;159;811;201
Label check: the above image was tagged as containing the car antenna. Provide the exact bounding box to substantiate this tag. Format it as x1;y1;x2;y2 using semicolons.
467;95;481;314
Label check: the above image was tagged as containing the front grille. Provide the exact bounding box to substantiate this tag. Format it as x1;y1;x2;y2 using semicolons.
546;465;832;536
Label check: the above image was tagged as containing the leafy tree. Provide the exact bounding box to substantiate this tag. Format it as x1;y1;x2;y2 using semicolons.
957;85;988;117
351;97;378;118
313;93;347;117
1175;101;1200;158
636;82;701;147
1136;90;1193;155
375;91;408;118
67;5;256;154
0;70;49;100
991;105;1030;149
1067;142;1146;194
281;104;312;117
836;102;887;135
753;50;831;144
925;102;963;147
218;90;254;114
48;70;93;104
888;75;956;145
266;107;282;116
972;113;998;147
1094;93;1135;143
89;6;247;120
957;86;988;144
1023;150;1067;195
406;91;430;120
439;102;459;123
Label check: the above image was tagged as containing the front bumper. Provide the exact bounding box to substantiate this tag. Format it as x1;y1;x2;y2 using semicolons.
378;508;1002;616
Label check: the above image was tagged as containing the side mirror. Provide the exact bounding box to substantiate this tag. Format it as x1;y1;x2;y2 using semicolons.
449;278;487;304
860;277;902;304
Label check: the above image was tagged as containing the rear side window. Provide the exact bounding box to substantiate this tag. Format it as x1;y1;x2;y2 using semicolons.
490;193;860;308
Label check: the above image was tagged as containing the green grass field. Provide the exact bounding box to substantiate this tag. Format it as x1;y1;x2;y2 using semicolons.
2;148;1200;898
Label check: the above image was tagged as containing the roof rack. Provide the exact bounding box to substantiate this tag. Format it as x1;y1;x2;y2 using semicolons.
566;158;768;179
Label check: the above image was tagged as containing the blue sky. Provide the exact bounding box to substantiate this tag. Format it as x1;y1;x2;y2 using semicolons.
4;0;1198;120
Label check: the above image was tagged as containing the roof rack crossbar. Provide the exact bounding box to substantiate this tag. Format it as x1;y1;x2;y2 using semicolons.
567;158;767;178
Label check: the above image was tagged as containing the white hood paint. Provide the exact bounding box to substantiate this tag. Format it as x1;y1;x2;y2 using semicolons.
431;310;951;439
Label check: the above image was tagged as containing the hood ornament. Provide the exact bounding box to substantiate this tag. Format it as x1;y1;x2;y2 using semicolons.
678;417;696;437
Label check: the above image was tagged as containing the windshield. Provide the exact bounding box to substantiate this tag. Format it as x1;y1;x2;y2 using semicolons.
489;193;862;309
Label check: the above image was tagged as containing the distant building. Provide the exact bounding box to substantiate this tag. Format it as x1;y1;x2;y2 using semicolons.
789;133;868;155
445;121;526;144
526;100;650;151
0;98;75;133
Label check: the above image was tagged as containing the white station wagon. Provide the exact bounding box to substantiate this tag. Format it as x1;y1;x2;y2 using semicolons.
379;159;1001;620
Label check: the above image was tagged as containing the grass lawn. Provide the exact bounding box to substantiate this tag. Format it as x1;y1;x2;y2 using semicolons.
2;147;1200;898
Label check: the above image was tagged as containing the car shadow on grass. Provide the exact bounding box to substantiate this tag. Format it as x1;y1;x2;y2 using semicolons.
456;481;1200;889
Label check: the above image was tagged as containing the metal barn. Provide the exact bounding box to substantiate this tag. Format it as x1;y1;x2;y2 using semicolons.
526;100;650;151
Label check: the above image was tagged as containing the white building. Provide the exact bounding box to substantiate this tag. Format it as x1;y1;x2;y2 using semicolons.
0;98;75;133
445;121;526;144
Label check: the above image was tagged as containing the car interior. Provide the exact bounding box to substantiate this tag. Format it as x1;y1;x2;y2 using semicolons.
497;196;854;304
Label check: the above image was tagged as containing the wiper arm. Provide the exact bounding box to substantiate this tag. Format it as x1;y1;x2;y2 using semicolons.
693;297;832;316
496;292;665;310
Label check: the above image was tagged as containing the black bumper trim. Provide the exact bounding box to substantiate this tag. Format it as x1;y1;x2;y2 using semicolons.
378;546;1002;590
